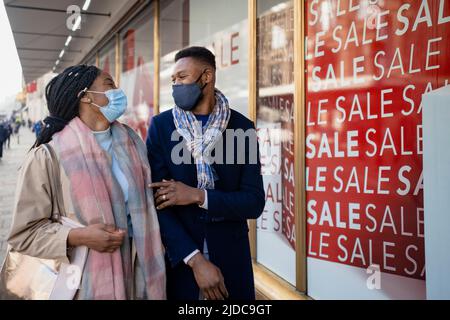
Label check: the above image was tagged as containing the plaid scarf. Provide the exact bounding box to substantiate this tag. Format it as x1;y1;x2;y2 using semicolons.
173;89;231;189
52;117;166;300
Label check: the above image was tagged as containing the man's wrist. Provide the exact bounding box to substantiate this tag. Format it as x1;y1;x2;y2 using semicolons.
187;251;204;269
193;188;205;206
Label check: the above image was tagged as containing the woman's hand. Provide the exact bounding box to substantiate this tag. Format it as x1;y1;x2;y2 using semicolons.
68;224;126;253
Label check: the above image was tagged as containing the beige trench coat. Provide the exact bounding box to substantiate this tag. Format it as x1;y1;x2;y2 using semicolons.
7;141;146;299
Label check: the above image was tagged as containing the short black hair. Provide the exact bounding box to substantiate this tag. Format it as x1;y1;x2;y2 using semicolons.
175;46;216;69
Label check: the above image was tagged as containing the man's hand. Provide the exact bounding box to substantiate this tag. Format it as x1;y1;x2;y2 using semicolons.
188;253;229;300
68;224;125;253
149;180;205;210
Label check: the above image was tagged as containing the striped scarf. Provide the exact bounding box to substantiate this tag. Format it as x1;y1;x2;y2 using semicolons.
52;117;166;300
172;89;231;189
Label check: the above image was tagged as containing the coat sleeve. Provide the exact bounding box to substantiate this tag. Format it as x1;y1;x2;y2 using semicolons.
207;122;266;221
146;117;199;268
7;147;71;263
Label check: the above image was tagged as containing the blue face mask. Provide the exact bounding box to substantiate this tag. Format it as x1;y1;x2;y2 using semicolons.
87;88;128;123
172;70;207;111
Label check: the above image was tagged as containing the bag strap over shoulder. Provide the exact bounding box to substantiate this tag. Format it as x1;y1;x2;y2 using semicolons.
41;144;67;221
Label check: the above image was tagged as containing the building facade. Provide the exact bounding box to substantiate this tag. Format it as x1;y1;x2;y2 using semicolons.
20;0;450;300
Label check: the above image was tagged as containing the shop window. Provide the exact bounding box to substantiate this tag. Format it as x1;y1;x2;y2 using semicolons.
304;0;450;299
119;4;154;139
84;55;96;67
159;0;249;117
98;39;116;82
255;0;296;286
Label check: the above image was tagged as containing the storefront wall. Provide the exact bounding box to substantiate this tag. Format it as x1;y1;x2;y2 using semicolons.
159;0;249;117
25;72;56;123
79;0;450;300
98;39;116;83
119;5;155;140
84;55;96;68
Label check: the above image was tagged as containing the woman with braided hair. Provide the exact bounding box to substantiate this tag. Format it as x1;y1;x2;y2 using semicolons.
7;65;166;300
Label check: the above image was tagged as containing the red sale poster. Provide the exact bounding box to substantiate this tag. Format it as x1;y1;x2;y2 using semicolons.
280;95;296;249
258;95;296;249
305;0;450;298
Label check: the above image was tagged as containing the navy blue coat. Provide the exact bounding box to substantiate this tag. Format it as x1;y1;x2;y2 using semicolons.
146;108;265;300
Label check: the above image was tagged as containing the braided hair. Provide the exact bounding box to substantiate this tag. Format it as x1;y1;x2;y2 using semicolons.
32;65;100;148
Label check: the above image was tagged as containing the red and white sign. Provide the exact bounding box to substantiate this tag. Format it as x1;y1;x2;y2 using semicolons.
305;0;450;298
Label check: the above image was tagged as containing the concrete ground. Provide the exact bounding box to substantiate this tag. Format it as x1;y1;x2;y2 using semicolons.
0;127;35;263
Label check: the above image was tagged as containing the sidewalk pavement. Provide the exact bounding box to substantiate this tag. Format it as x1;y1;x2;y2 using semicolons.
0;128;36;263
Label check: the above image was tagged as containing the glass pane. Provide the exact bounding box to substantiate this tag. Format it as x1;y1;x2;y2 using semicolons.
302;0;450;299
98;39;116;82
84;55;96;67
119;4;154;139
159;0;249;116
256;0;296;285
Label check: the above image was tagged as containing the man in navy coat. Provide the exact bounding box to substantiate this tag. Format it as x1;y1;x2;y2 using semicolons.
146;46;265;300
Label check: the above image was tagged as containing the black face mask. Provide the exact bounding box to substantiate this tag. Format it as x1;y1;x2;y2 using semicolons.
172;70;207;111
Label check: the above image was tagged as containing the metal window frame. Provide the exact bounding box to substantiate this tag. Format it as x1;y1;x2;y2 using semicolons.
248;0;307;295
153;0;160;115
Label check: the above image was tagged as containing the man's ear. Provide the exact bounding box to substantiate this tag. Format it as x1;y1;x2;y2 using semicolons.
204;68;214;84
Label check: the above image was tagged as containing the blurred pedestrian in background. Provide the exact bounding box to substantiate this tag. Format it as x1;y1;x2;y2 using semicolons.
6;121;12;148
13;116;21;144
0;121;8;159
33;120;43;139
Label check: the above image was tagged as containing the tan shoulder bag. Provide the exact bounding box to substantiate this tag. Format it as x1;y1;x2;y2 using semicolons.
0;144;88;300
